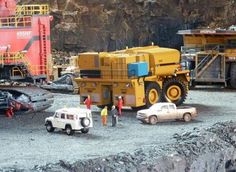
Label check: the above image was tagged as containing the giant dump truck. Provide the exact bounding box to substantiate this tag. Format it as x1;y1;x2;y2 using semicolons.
178;29;236;88
75;46;190;109
0;0;53;112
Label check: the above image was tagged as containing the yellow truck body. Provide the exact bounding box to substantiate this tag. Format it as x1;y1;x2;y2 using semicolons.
178;29;236;88
75;46;190;108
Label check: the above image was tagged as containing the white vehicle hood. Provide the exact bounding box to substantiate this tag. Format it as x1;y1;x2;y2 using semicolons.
45;116;54;121
137;109;155;116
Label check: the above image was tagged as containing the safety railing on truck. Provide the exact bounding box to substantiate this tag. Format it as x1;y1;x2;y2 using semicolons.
16;4;49;16
0;16;32;28
0;52;25;65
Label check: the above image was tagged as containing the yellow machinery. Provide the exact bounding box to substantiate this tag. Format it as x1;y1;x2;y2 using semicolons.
178;29;236;88
75;46;190;108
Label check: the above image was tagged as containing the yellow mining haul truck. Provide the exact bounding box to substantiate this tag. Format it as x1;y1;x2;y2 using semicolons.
75;46;190;109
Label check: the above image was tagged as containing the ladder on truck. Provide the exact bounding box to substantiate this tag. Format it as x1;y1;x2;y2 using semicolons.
39;20;47;75
193;45;226;85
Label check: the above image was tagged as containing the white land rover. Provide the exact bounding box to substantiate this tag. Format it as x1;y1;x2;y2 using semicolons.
45;108;93;135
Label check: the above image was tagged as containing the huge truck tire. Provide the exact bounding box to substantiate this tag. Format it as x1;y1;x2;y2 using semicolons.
230;63;236;89
145;82;162;108
163;78;187;106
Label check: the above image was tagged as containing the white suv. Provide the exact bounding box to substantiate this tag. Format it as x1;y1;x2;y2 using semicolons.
45;108;93;135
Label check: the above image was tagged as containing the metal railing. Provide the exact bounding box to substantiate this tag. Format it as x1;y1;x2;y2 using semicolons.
16;4;49;16
196;46;219;69
0;56;48;75
0;52;25;65
0;16;32;27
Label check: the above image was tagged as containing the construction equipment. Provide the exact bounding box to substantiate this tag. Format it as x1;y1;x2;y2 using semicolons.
178;28;236;88
0;0;53;113
41;56;80;93
75;46;190;109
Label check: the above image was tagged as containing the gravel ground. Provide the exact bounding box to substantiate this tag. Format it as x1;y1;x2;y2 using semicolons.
0;86;236;170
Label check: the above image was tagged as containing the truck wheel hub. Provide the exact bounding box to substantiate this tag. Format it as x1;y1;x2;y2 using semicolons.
149;89;158;103
167;85;181;100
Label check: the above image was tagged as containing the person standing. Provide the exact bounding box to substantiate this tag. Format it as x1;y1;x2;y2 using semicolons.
111;105;118;127
118;96;123;116
84;95;91;109
5;101;14;118
101;106;108;126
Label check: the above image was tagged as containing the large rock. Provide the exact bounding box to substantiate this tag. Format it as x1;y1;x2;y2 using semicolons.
21;0;236;52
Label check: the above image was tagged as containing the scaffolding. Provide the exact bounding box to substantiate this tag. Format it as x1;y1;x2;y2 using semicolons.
16;4;49;16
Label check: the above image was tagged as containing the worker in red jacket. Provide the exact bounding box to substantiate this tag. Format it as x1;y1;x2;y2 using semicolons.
117;96;123;116
84;95;91;109
5;101;14;118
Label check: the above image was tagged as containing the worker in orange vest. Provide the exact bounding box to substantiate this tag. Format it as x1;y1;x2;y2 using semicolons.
84;95;91;109
117;96;123;116
100;106;108;126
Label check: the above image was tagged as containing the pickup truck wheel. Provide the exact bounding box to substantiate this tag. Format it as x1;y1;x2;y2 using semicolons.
45;121;54;132
149;115;158;125
65;125;74;135
145;82;162;108
81;128;89;134
163;78;187;106
183;113;192;122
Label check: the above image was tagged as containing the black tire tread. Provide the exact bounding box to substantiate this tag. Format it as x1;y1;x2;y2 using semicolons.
145;82;162;108
163;78;187;106
65;125;74;135
46;121;54;132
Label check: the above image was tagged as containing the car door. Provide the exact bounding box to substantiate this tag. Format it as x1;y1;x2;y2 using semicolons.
52;112;60;128
168;104;178;120
53;113;65;128
158;105;170;120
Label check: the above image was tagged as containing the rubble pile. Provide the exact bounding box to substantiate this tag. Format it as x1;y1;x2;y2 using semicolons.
52;50;75;65
33;121;236;172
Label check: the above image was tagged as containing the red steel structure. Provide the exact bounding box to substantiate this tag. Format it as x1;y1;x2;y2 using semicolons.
0;0;16;17
0;0;52;82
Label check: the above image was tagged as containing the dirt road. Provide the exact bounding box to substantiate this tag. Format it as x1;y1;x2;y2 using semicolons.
0;87;235;170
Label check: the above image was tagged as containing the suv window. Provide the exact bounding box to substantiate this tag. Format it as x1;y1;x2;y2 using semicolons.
61;113;65;119
55;113;59;118
67;114;74;120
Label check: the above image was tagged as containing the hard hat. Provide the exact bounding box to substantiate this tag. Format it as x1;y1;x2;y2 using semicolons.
118;96;122;99
112;105;115;109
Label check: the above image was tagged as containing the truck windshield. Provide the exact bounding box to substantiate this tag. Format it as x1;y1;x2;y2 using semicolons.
150;105;161;111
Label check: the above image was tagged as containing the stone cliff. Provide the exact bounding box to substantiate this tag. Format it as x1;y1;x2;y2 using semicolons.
21;0;236;52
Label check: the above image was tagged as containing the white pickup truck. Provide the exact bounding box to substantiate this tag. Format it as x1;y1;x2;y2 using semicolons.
136;102;197;125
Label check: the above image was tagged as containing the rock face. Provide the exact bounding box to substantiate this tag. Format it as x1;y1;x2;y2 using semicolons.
22;0;236;52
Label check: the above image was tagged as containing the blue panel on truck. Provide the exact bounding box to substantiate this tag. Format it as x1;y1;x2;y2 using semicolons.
128;62;148;77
